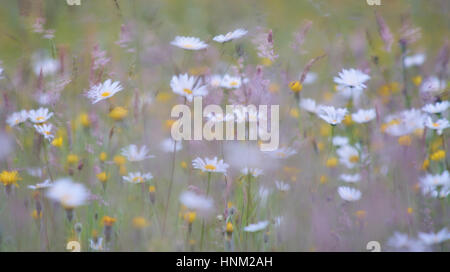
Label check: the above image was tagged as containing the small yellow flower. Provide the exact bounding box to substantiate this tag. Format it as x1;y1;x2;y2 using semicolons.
289;108;299;118
355;210;367;219
317;141;325;151
132;216;149;229
430;150;445;161
0;170;22;187
326;157;338;168
51;136;63;147
389;82;400;93
79;113;91;127
261;57;272;67
96;172;108;183
113;155;126;165
180;161;188;169
119;165;127;175
289;81;303;93
343;115;353;126
319;175;328;184
431;138;443;152
67;154;79;165
398;135;411;146
165;119;176;130
109;106;128;121
320;124;331;137
407;207;413;215
32;209;42;220
184;211;196;224
149;185;156;193
102;216;117;227
156;92;173;103
99;152;107;162
412;75;422;86
226;222;233;233
422;159;430;170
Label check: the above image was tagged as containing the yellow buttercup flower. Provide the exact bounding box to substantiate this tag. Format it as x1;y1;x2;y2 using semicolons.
51;136;63;147
319;175;328;184
412;75;422;86
99;152;107;162
113;155;126;165
67;154;79;165
343;115;353;126
32;209;42;220
290;108;299;118
149;185;156;193
79;113;91;127
226;222;233;233
184;211;196;224
96;172;108;183
0;170;21;187
289;81;303;93
422;159;430;170
109;106;128;121
430;150;445;161
326;157;338;168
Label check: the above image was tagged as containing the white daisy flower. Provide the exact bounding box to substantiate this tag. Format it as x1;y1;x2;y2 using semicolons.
220;74;242;89
170;36;208;50
33;57;59;76
34;123;54;140
6;110;28;127
387;232;412;249
351;108;376;124
170;74;208;102
264;147;297;159
122;172;153;184
275;180;291;192
339;173;361;183
160;138;183;153
336;145;360;169
192;157;229;174
404;53;426;68
337;186;361;201
26;167;43;178
299;98;317;113
179;190;214;215
28;179;52;190
332;135;349;147
418;228;450;245
213;28;248;43
333;68;370;100
209;74;223;88
425;116;450;135
241;167;263;178
28;107;53;123
46;178;89;208
420;76;446;94
419;171;450;198
316;105;348;125
86;79;123;104
206;112;235;123
244;220;269;232
422;101;449;114
121;144;154;162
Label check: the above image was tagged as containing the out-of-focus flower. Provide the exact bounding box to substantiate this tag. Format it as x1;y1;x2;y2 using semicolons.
299;98;317;113
333;68;370;101
109;106;128;121
419;171;449;198
34;124;54;140
51;136;63;147
0;170;21;187
422;101;449;114
241;167;263;178
351;108;376;124
28;107;54;123
316;105;348;126
122;172;153;184
89;236;104;251
336;145;360;169
339;174;360;183
160;138;182;152
289;81;303;93
86;79;123;104
179;191;214;215
213;28;247;43
67;154;79;165
425;117;449;135
220;74;242;89
404;53;426;67
332;136;349;147
418;228;450;245
46;178;89;209
6;110;28;127
337;186;361;201
275;180;290;192
28;179;52;190
121;144;154;162
33;57;59;76
170;36;208;50
264;147;297;159
192;157;229;174
244;220;269;232
170;74;208;102
132;216;149;229
420;76;446;94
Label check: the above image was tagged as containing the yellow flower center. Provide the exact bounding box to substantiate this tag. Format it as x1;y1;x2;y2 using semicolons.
204;164;216;171
432;123;439;127
36;116;45;121
183;88;193;94
101;91;111;97
132;176;143;183
349;155;359;163
230;81;238;86
183;43;193;49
